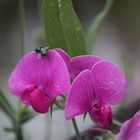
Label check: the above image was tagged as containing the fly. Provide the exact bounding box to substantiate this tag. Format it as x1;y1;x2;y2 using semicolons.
35;45;49;55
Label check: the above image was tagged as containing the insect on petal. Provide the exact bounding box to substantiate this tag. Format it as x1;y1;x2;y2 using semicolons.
8;50;70;98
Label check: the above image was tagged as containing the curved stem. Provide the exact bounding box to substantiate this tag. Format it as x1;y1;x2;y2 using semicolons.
113;119;122;127
18;0;25;57
87;0;114;52
14;1;26;139
72;118;81;140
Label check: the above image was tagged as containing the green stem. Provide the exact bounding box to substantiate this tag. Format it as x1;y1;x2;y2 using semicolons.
15;123;23;140
16;1;26;138
87;0;114;52
14;105;26;140
72;118;81;140
18;0;25;57
113;119;122;127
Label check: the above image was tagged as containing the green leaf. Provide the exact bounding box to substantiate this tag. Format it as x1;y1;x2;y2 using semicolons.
20;111;36;124
4;127;16;132
50;103;54;118
103;133;113;140
0;89;16;122
0;90;15;113
87;0;114;53
81;136;85;140
17;105;36;124
83;112;87;122
49;98;65;117
43;0;87;56
54;99;64;110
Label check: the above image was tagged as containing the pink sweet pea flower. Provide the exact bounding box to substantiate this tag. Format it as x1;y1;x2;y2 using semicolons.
55;49;102;80
65;61;127;127
116;111;140;140
8;49;70;113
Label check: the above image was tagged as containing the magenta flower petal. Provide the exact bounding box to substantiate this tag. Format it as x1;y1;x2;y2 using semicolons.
65;70;94;120
30;88;53;113
89;103;112;127
8;50;70;98
21;84;36;105
54;48;71;70
45;50;70;96
91;61;127;104
71;55;102;79
54;49;102;80
116;111;140;140
54;48;75;79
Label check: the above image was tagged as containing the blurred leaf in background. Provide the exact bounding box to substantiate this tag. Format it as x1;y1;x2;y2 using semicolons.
86;0;114;53
0;89;16;123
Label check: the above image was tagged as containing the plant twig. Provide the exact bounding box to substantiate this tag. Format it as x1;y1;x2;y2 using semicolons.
72;118;81;140
18;0;25;57
87;0;114;52
113;119;122;127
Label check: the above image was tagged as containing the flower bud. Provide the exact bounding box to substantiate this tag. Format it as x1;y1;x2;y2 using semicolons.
89;103;112;127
